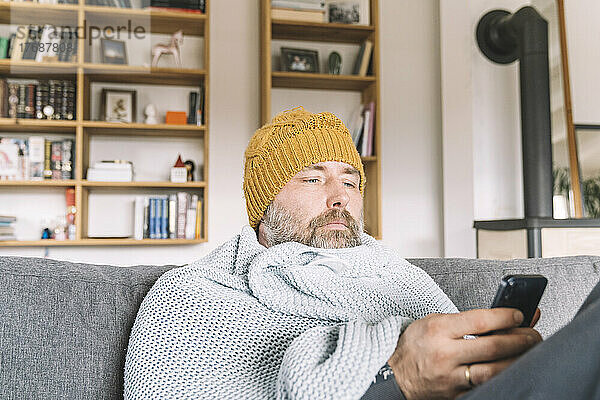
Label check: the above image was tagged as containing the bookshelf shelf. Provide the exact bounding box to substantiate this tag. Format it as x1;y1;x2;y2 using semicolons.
271;71;376;91
262;0;381;239
80;180;206;188
83;64;206;86
0;180;76;187
83;121;205;137
0;1;210;247
0;238;207;247
0;2;78;26
83;5;207;36
271;20;375;44
0;118;78;133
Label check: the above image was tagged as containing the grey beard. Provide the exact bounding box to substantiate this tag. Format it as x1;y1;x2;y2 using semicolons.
260;202;364;249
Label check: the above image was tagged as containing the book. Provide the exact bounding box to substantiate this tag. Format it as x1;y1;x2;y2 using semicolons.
50;140;62;179
161;196;168;239
0;37;9;59
187;91;198;124
176;192;188;239
360;106;370;156
194;198;202;239
0;142;19;180
61;139;73;179
168;194;177;239
197;85;205;125
86;169;133;181
134;196;145;240
353;40;373;76
29;136;44;180
10;26;28;61
143;197;149;238
185;194;198;239
149;197;156;239
271;1;325;11
271;8;325;23
43;139;52;179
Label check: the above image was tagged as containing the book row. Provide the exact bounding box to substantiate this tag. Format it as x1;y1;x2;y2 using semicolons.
0;137;74;180
0;215;16;242
0;25;78;63
347;101;375;157
134;193;202;240
0;79;76;120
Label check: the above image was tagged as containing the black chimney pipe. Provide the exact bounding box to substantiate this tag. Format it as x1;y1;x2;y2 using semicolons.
476;7;553;223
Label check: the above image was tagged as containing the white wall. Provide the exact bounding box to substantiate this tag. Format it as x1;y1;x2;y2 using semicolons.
1;0;446;264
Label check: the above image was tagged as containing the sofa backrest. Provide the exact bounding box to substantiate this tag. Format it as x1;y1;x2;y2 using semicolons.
1;255;599;399
409;255;600;338
0;256;176;400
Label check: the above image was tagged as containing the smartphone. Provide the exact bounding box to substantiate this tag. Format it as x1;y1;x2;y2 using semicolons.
490;274;548;327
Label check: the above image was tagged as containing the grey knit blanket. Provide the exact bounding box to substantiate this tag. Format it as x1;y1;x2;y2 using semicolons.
124;225;458;399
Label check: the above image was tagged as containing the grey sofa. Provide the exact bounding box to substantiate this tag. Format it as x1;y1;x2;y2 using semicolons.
1;255;599;399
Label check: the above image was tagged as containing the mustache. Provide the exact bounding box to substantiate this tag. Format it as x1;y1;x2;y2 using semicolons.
309;209;357;229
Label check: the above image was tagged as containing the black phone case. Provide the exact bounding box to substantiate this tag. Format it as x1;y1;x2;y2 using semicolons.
491;274;548;327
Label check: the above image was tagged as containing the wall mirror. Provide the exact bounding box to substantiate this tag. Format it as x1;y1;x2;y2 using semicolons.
530;0;584;219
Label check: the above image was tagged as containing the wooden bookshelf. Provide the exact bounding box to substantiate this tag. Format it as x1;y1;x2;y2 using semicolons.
261;0;382;239
0;1;210;246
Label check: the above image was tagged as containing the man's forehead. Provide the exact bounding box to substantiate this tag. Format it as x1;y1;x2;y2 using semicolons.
299;161;360;177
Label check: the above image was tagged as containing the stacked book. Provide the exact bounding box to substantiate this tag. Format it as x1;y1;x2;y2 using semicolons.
352;40;373;76
6;25;78;63
0;79;76;120
271;0;325;23
134;193;202;240
87;161;134;182
187;87;205;125
0;137;74;181
347;101;375;157
0;215;16;241
88;0;132;7
143;0;205;13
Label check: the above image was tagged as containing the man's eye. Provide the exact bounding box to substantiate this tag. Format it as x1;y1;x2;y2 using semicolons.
304;178;320;183
344;182;357;188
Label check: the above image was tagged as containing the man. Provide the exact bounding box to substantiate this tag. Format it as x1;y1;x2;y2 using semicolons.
125;108;600;399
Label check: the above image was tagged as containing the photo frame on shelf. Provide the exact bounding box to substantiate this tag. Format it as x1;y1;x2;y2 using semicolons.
101;89;137;123
100;39;128;65
574;125;600;218
280;47;319;73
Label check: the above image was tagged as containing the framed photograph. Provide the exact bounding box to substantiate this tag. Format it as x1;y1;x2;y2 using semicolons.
101;89;137;123
280;47;319;73
100;39;127;65
328;2;360;24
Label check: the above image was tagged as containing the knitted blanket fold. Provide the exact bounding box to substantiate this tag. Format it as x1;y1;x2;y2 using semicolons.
124;225;458;400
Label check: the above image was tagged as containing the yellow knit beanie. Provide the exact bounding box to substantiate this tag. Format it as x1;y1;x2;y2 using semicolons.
243;107;365;229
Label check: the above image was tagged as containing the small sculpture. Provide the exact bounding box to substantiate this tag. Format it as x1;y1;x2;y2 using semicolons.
328;51;342;75
151;30;184;68
184;159;195;181
144;104;158;124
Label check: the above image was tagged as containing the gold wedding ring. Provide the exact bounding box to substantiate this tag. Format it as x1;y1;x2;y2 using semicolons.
465;364;475;388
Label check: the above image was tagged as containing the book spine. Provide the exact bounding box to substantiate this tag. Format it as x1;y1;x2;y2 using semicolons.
134;196;144;240
161;196;168;239
187;91;198;124
17;84;26;118
156;196;163;239
195;198;202;239
169;194;177;239
149;197;156;239
43;139;52;179
61;139;73;179
51;141;62;179
185;194;198;240
176;192;187;239
25;84;34;119
7;84;18;118
143;197;149;239
28;136;44;180
0;78;6;118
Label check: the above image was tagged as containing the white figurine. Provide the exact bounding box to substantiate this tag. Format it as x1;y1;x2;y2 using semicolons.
151;30;184;68
144;104;158;125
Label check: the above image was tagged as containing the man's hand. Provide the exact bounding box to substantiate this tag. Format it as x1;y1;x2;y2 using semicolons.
387;309;542;400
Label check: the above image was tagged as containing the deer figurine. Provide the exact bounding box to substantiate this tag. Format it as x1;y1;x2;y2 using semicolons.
151;30;184;68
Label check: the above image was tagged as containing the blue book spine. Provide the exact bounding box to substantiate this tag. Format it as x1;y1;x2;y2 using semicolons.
161;197;168;239
149;198;156;239
154;197;161;240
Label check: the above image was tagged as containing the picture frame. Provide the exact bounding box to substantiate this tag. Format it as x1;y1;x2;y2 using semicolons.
280;47;319;73
328;2;360;24
100;39;127;65
101;89;137;123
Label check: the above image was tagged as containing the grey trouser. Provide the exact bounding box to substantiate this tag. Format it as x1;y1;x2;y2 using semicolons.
463;279;600;400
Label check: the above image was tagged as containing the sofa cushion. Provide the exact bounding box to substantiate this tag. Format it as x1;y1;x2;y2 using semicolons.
0;256;177;400
409;256;600;338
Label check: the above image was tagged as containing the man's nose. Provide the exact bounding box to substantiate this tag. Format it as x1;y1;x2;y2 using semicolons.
326;181;350;209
